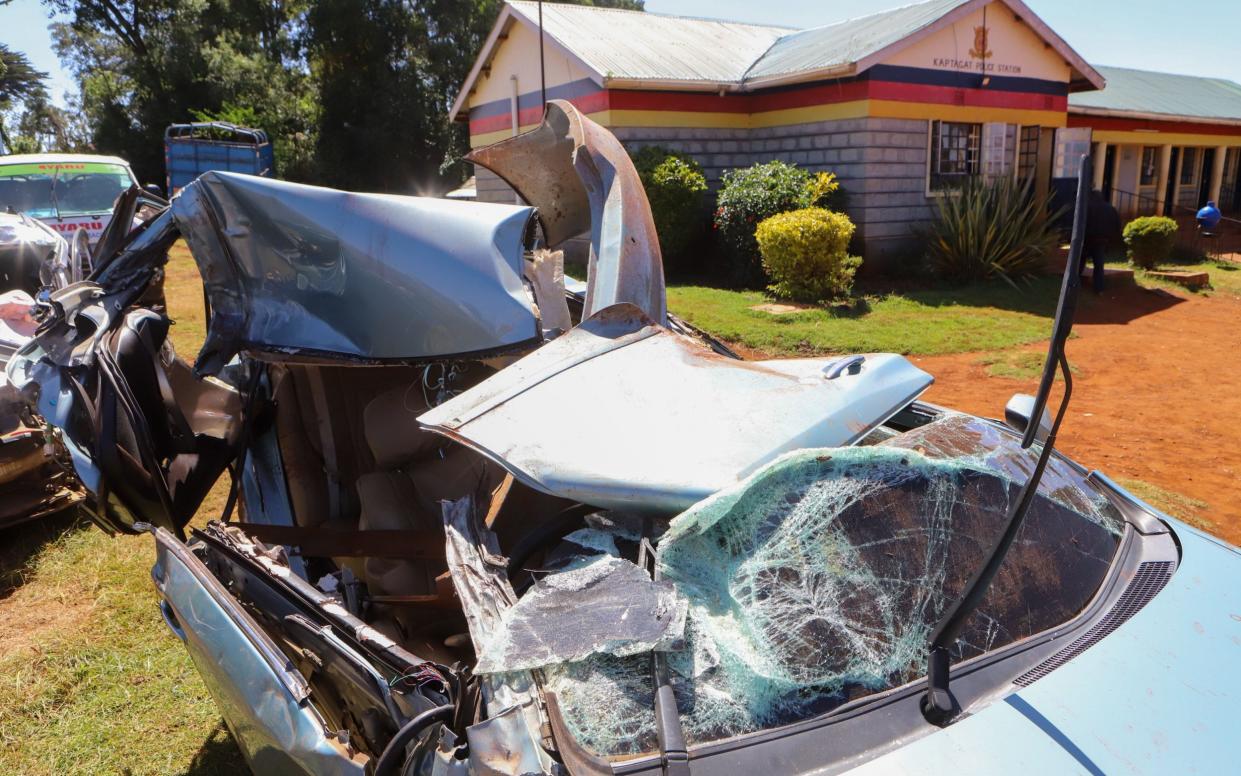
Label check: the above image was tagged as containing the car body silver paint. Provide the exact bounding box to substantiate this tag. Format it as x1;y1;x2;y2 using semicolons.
170;171;541;374
419;304;933;515
151;527;369;775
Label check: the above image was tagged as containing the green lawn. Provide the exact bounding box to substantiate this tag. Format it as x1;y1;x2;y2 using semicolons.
1108;259;1241;297
668;275;1063;356
0;242;245;775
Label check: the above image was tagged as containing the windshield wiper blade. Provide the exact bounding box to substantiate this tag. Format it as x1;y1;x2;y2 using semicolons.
920;153;1092;726
49;167;62;221
640;535;690;776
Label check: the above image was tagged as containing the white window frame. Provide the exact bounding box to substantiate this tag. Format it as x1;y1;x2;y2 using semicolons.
925;119;983;196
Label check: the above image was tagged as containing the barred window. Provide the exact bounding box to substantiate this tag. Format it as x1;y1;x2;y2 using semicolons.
929;121;981;191
1017;126;1040;183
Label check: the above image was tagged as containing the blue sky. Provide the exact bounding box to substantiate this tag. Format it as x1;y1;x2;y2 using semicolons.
5;0;1241;107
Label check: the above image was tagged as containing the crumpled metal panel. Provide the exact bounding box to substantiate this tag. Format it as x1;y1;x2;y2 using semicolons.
170;172;541;374
151;528;368;775
419;304;933;515
0;211;64;295
467;101;666;324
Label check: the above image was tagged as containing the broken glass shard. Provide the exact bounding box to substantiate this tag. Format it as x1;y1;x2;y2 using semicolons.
476;555;687;674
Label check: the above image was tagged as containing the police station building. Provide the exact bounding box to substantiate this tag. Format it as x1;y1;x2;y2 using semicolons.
453;0;1241;264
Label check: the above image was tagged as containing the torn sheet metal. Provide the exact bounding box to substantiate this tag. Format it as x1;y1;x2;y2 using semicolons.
0;211;65;295
464;703;550;776
420;304;933;515
525;249;572;338
441;497;552;773
170;172;541;374
546;442;1123;757
467;100;667;324
475;555;686;674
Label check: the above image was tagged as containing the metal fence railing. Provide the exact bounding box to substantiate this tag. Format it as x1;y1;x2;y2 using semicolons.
1109;187;1241;260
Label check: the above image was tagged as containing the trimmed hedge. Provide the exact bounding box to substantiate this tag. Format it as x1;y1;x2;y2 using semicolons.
713;162;841;287
756;207;861;303
631;146;708;274
1122;216;1178;269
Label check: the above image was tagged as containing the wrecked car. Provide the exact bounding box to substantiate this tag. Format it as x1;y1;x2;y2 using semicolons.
0;212;82;528
9;101;1239;775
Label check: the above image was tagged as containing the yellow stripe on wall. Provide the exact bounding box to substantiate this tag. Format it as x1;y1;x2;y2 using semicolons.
469;101;1071;147
1091;130;1241;147
867;100;1067;127
749;100;871;128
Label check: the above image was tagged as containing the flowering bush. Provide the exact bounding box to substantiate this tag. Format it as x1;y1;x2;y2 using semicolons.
713;162;841;287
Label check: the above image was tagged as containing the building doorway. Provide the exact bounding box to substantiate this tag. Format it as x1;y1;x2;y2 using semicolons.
1198;148;1216;208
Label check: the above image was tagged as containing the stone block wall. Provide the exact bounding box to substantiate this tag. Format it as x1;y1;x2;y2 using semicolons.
473;117;937;270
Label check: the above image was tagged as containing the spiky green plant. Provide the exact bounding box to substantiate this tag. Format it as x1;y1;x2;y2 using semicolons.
924;177;1064;286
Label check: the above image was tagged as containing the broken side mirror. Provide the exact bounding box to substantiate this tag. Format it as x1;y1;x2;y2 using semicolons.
1004;393;1052;443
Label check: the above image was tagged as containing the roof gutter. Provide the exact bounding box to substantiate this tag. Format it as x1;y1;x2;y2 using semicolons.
603;77;745;94
1068;105;1241;129
604;63;858;95
740;63;857;91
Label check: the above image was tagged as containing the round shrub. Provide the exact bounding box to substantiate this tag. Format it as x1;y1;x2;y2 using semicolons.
713;162;841;287
631;146;708;274
756;207;861;303
1122;216;1178;269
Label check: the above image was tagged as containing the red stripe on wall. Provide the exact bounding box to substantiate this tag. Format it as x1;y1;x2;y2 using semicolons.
869;81;1066;112
1067;114;1241;137
470;90;611;134
470;80;1066;135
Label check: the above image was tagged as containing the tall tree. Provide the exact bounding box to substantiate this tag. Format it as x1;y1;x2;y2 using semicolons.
46;0;315;182
0;43;49;152
42;0;644;191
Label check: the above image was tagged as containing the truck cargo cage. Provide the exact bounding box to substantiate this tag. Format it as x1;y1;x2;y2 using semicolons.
164;122;274;196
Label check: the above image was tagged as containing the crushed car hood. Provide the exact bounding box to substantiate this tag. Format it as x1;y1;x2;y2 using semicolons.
419;304;933;514
172;171;541;373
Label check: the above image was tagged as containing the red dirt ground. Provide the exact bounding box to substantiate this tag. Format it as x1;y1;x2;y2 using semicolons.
911;282;1241;545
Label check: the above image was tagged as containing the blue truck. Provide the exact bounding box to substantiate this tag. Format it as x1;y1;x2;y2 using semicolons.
164;122;274;195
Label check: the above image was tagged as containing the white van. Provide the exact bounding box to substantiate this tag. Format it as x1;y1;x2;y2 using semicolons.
0;153;140;245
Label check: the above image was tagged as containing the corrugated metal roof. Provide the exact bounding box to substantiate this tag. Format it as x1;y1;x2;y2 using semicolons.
1069;66;1241;122
743;0;970;81
507;1;789;84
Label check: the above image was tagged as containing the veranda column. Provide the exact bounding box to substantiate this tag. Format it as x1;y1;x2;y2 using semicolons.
1092;142;1108;191
1154;144;1173;215
1209;144;1228;204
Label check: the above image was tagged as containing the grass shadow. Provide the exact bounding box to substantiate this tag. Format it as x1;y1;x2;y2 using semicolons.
0;508;87;598
180;721;247;775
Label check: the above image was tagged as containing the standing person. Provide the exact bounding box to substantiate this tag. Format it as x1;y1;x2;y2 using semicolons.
1082;189;1122;293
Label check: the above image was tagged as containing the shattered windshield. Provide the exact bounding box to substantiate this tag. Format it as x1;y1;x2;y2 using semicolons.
530;415;1123;757
0;162;134;218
